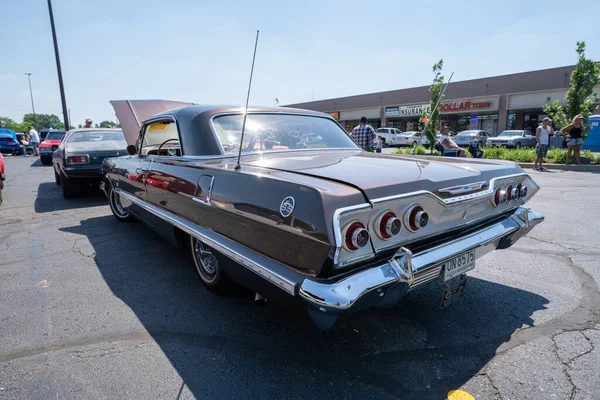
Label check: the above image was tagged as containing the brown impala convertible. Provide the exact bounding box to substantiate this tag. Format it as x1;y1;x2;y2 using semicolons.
102;100;543;329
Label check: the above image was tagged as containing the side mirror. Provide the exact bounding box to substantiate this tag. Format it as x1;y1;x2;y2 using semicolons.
126;145;137;155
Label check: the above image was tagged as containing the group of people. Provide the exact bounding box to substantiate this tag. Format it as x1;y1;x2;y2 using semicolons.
534;114;585;171
351;114;589;168
20;127;40;156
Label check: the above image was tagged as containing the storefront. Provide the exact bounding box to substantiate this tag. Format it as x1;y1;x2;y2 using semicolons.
339;108;381;131
383;96;500;134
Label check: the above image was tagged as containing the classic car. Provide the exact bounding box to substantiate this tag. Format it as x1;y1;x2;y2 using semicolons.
375;127;403;146
454;130;491;148
487;130;537;148
0;152;4;204
101;101;544;330
39;130;66;165
0;129;20;155
53;128;127;198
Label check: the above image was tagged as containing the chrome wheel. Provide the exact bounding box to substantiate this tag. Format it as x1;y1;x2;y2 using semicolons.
109;188;132;221
193;239;218;282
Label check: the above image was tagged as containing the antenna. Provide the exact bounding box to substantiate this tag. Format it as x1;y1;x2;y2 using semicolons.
411;71;455;154
235;30;260;171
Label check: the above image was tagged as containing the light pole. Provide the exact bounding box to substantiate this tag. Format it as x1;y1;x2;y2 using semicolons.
24;73;37;130
47;0;70;131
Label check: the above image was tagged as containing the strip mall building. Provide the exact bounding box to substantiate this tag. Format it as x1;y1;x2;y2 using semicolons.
287;65;600;136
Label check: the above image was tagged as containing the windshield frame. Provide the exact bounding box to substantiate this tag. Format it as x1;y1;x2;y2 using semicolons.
209;112;360;157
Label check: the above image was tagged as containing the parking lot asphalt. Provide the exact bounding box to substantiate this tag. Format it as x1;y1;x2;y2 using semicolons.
0;156;599;400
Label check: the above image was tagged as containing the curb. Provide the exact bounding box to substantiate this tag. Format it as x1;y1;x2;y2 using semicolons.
518;163;600;171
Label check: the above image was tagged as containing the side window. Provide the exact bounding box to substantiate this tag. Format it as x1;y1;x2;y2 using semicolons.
140;120;181;156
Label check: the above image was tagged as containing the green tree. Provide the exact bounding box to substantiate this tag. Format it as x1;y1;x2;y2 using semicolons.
98;120;117;128
23;113;63;130
421;59;444;153
543;41;600;136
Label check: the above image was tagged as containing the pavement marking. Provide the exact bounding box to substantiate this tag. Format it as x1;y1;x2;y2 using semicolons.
35;279;49;288
447;390;475;400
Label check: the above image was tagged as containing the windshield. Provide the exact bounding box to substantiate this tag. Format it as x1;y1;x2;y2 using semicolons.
457;131;477;136
46;132;65;141
499;131;523;137
68;130;127;143
212;114;358;155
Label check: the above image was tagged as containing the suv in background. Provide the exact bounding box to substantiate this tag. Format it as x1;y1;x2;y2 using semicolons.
375;127;403;147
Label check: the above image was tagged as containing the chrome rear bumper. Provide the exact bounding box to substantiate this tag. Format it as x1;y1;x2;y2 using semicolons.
299;207;544;329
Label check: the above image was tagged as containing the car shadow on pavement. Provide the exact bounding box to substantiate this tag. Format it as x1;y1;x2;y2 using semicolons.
34;182;107;213
61;215;550;400
29;158;49;167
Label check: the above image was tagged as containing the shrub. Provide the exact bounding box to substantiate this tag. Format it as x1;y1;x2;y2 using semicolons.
413;145;427;155
547;148;566;164
483;147;536;162
581;150;595;160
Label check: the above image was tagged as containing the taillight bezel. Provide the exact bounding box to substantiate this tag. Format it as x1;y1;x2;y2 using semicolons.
374;211;401;240
342;221;370;252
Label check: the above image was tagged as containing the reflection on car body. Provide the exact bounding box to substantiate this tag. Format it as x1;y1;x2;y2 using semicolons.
102;101;544;329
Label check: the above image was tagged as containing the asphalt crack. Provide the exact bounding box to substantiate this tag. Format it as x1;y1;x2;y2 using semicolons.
479;372;503;400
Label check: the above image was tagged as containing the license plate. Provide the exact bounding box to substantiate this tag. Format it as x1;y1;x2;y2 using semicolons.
443;249;475;281
440;277;467;309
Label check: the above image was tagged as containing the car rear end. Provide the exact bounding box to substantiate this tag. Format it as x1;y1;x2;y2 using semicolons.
454;131;478;147
392;132;417;147
0;135;20;155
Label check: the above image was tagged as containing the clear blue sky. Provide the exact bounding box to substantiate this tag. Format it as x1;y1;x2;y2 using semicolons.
1;0;599;127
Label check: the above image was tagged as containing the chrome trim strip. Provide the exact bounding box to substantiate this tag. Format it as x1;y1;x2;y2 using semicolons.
192;175;215;206
438;181;487;195
116;190;298;295
371;173;527;206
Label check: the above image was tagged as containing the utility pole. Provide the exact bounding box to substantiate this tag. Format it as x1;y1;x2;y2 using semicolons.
68;108;72;127
47;0;70;131
24;73;37;130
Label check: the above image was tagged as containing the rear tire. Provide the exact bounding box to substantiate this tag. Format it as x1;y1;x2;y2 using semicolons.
0;187;3;205
190;236;238;295
412;141;418;148
108;186;134;222
60;173;80;198
515;142;522;149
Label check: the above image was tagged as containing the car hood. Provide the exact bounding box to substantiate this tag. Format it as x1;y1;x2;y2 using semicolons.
65;140;127;153
242;150;523;201
40;140;62;147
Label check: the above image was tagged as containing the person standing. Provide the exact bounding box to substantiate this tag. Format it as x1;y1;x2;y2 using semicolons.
84;119;93;128
373;135;382;153
28;126;40;156
561;114;585;165
351;117;376;151
534;117;553;171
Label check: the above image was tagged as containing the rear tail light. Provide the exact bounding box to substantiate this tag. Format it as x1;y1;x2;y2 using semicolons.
471;135;477;139
405;205;429;232
375;211;401;240
343;222;370;251
66;155;90;165
7;139;15;144
492;188;507;207
506;185;513;202
519;185;528;198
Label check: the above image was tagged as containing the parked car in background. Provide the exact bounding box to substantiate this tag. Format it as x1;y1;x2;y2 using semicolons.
0;152;4;204
0;129;20;155
391;131;424;147
102;101;544;330
454;130;491;149
487;130;536;148
39;130;66;165
53;128;127;198
375;127;403;146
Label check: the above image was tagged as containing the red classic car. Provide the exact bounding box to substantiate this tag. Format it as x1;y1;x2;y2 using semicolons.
39;130;66;165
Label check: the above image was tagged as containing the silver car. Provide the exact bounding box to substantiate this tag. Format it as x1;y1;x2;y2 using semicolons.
454;130;491;148
487;130;537;148
391;131;423;147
